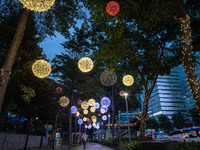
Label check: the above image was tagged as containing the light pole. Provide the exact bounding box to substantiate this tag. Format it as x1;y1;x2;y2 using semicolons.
101;122;103;139
108;114;111;138
124;93;131;143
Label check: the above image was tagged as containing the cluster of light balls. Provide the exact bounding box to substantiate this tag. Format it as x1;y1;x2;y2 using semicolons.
32;60;51;78
19;0;55;12
58;96;69;107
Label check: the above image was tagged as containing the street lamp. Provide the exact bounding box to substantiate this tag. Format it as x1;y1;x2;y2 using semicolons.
120;90;131;143
108;114;111;138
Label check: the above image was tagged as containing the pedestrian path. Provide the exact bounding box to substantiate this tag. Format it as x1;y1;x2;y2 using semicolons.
17;143;115;150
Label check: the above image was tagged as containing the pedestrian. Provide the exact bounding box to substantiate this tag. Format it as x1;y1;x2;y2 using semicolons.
82;131;88;149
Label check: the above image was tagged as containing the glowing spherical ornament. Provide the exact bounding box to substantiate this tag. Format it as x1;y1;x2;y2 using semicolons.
100;70;117;86
93;123;96;127
92;119;97;123
76;112;80;117
96;125;100;129
91;116;97;121
84;124;88;129
58;96;69;107
78;100;82;105
83;109;88;115
81;101;89;110
88;99;95;106
119;90;125;96
78;119;83;125
90;107;96;113
97;122;100;126
71;106;77;114
98;113;101;117
88;126;91;129
102;115;107;121
122;75;134;86
94;102;100;109
100;97;111;107
78;57;94;72
48;125;53;128
100;106;108;113
55;87;62;94
32;60;51;78
83;117;87;122
86;117;90;121
19;0;55;12
106;1;120;16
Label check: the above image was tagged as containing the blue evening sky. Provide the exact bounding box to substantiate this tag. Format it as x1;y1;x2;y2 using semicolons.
40;7;90;64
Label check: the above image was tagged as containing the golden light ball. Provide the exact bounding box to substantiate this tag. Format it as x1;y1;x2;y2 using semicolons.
91;116;97;120
83;117;87;122
78;57;94;72
90;107;96;113
19;0;55;12
92;119;97;123
76;112;80;117
58;96;70;107
83;109;88;115
88;99;95;106
32;60;51;78
92;123;96;126
122;75;134;86
100;70;117;86
81;101;89;110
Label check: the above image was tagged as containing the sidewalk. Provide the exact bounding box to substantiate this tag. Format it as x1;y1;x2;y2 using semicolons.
17;143;115;150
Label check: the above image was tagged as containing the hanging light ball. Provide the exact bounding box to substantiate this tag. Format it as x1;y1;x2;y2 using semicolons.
78;100;82;105
81;101;89;110
122;75;134;86
96;125;100;129
91;116;97;121
83;109;88;115
78;57;94;72
86;117;90;121
71;106;77;114
19;0;55;12
83;117;87;122
88;99;95;106
55;87;62;94
106;1;120;16
32;60;51;78
58;96;70;107
92;119;97;123
78;119;83;125
92;123;96;127
76;112;80;117
94;102;100;109
84;124;88;129
90;107;96;113
98;113;101;117
102;115;107;121
88;126;91;129
119;90;125;96
100;106;108;113
100;70;117;86
101;97;111;107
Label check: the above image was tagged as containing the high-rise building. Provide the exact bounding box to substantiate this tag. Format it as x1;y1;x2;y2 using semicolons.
147;68;187;119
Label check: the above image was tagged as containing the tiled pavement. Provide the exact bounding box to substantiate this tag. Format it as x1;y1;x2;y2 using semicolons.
18;143;115;150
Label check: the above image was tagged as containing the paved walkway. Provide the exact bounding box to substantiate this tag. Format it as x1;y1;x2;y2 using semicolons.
18;143;115;150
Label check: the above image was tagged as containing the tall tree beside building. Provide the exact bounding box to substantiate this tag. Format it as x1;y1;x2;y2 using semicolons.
172;111;186;129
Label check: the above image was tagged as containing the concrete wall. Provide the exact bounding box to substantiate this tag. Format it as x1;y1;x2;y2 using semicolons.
0;132;48;150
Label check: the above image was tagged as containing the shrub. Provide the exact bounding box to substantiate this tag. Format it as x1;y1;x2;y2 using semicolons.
178;141;200;150
71;143;80;147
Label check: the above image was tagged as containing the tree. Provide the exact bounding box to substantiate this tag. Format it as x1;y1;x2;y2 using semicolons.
147;118;159;132
0;0;86;112
189;107;200;126
158;115;172;133
172;111;186;129
83;0;200;119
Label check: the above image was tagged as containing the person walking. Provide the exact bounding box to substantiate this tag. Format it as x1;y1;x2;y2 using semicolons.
82;131;88;149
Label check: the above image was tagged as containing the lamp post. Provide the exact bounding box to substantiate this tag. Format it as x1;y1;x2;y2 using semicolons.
125;93;131;143
101;122;103;139
108;114;111;138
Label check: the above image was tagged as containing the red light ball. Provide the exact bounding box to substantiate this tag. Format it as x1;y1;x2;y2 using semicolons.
98;113;101;116
106;1;120;16
56;87;62;94
78;100;82;105
86;117;89;121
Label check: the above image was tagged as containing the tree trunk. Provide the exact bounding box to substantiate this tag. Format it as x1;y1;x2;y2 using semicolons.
24;121;30;150
16;115;22;132
115;115;121;142
52;105;60;150
40;128;44;147
175;0;200;114
74;114;77;144
0;8;29;112
68;108;72;149
77;125;81;143
111;85;115;138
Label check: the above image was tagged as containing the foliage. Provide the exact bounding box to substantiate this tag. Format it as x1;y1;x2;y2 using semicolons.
147;118;159;132
158;115;172;133
178;141;200;150
172;111;186;129
189;107;200;126
71;143;80;147
118;140;142;150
